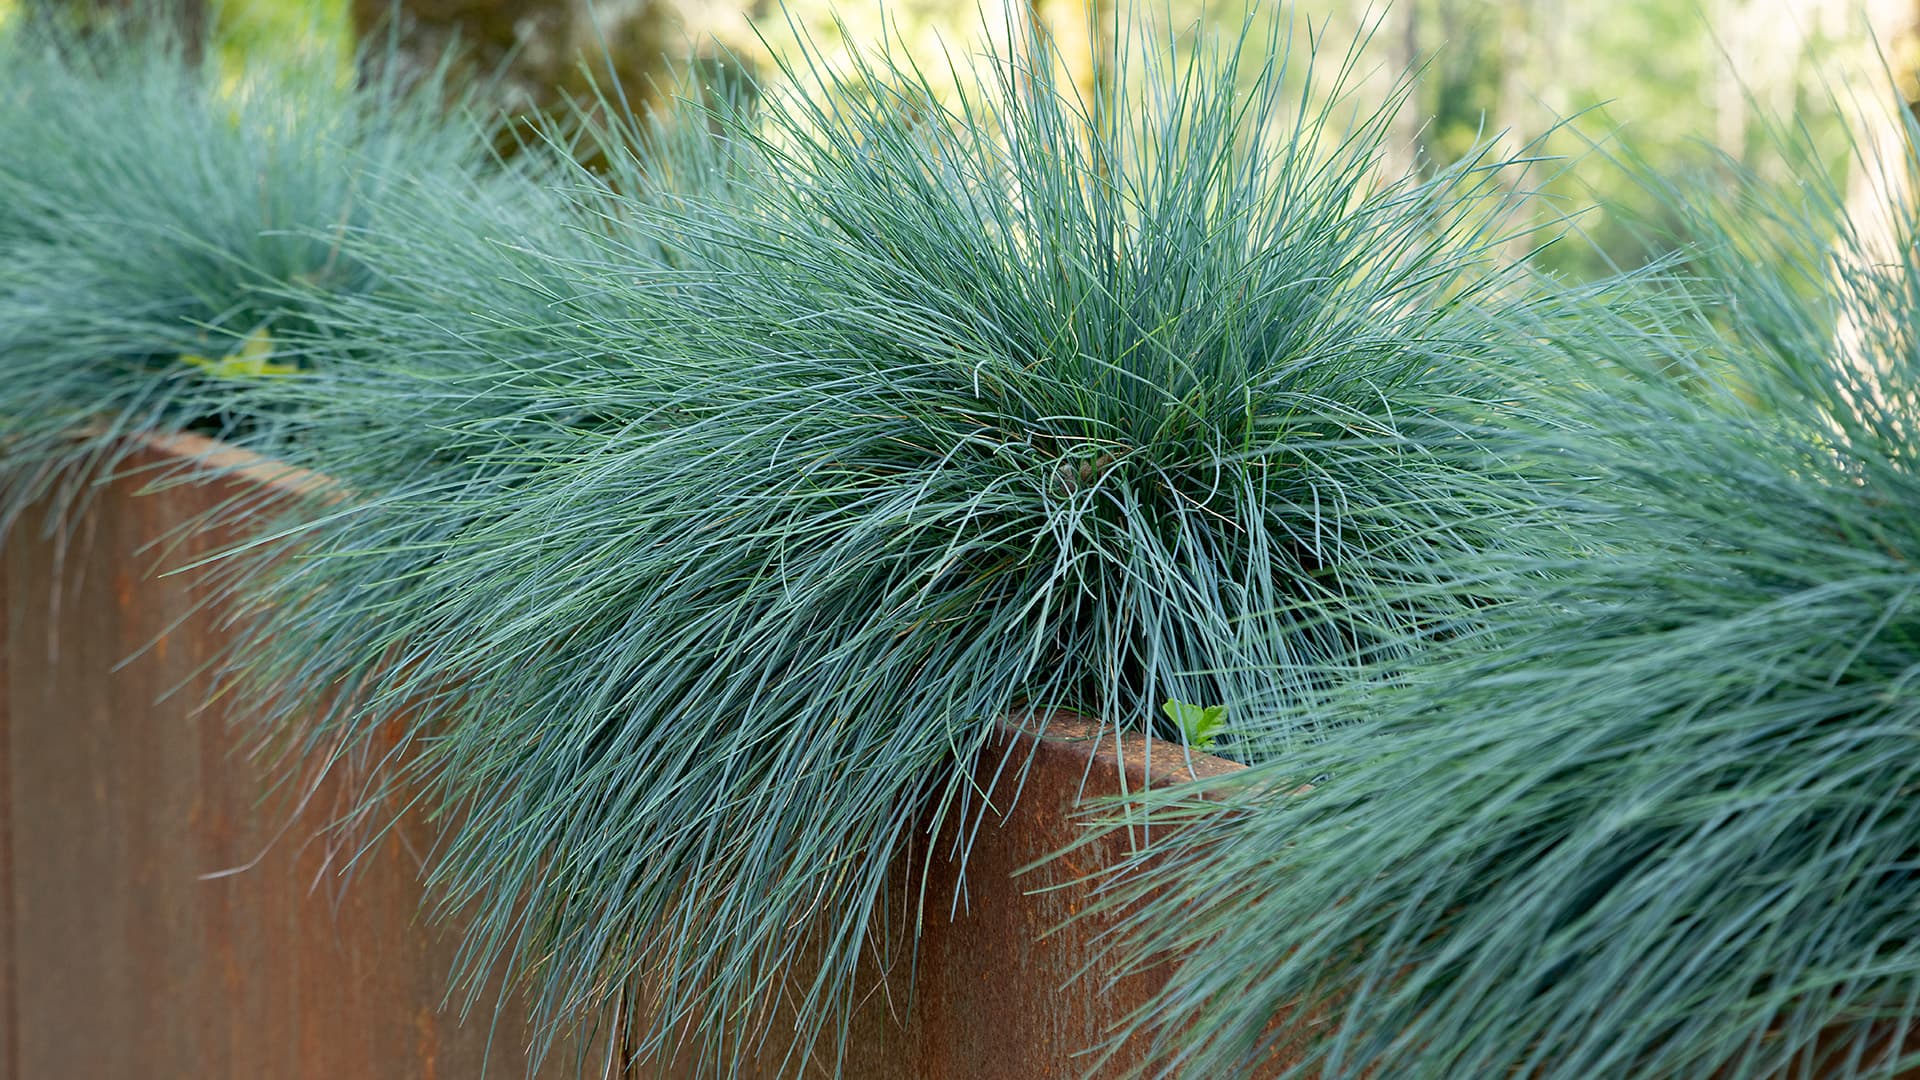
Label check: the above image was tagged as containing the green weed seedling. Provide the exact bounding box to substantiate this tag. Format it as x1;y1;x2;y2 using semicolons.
1162;699;1229;753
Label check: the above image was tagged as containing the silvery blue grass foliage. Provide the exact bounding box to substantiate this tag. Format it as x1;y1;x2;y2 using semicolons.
24;6;1889;1079
1079;112;1920;1078
0;13;488;536
204;10;1580;1074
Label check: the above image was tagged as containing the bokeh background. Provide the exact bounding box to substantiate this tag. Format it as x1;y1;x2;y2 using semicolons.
11;0;1916;279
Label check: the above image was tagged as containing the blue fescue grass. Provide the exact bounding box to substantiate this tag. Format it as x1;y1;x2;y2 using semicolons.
197;10;1596;1075
0;12;489;535
1079;103;1920;1080
19;7;1905;1079
191;12;1605;1068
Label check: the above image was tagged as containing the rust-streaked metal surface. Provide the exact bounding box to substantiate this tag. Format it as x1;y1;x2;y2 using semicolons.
1;436;602;1079
1;476;15;1080
889;713;1246;1080
0;434;1246;1079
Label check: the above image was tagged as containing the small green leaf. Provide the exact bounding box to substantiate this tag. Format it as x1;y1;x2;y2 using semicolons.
1161;699;1228;752
179;327;299;380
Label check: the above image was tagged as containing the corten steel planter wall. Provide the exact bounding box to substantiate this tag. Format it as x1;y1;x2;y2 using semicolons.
0;433;1244;1079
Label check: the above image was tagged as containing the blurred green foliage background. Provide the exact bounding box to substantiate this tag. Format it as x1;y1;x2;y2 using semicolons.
6;0;1915;278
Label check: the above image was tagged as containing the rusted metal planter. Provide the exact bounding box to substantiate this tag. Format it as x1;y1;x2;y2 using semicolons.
0;433;1241;1079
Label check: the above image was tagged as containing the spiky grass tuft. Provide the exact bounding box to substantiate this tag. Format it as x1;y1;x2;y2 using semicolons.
0;14;487;535
204;10;1586;1074
1082;105;1920;1080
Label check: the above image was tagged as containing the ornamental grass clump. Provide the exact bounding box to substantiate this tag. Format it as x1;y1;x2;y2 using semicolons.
204;109;739;820
209;11;1585;1073
0;15;488;534
1083;118;1920;1079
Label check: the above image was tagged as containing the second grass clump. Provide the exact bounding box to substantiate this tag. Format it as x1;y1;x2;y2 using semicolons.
1080;121;1920;1080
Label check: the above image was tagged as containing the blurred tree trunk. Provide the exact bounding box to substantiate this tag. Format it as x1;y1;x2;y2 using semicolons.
1496;0;1542;261
351;0;686;144
1383;0;1424;180
1496;0;1531;150
1027;0;1113;130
